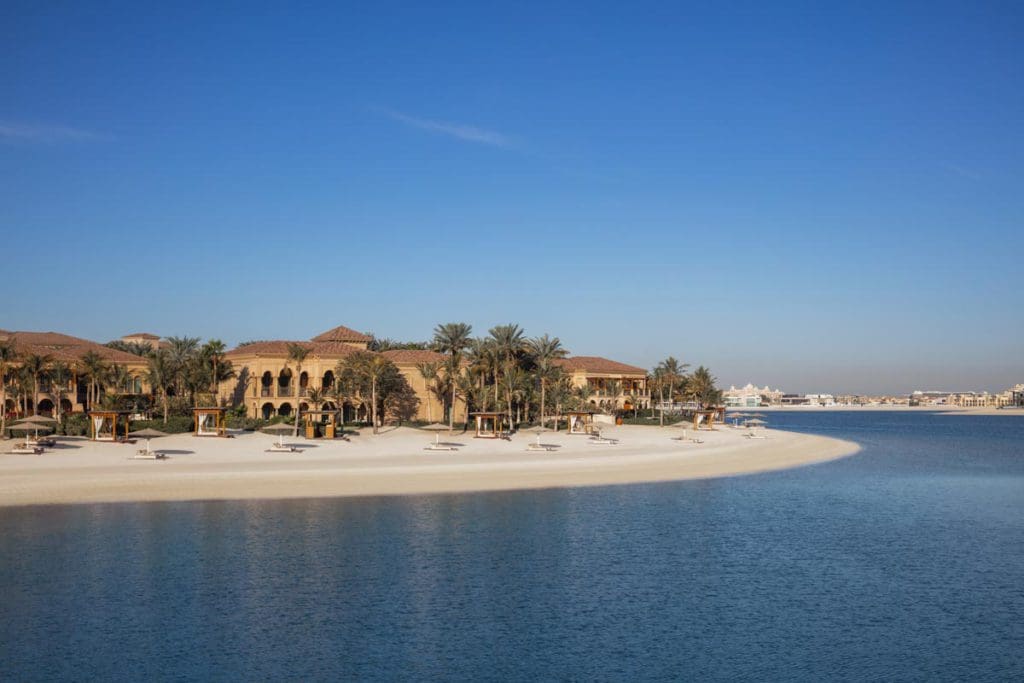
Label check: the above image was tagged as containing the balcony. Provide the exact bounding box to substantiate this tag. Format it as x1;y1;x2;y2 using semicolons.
278;387;294;397
260;387;273;397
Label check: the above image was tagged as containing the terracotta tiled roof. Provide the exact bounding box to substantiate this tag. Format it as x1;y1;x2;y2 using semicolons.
380;349;446;364
5;331;147;364
226;340;363;359
310;325;372;343
554;356;647;375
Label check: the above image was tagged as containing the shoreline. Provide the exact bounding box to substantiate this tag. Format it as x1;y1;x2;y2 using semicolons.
754;406;1024;416
0;425;859;508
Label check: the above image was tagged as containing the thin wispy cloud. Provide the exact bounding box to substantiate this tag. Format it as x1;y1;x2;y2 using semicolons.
0;121;105;144
376;107;514;148
941;162;982;181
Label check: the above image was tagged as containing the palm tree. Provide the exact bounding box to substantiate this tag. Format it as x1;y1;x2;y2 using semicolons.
687;366;720;409
489;324;526;431
605;379;621;410
80;351;108;411
49;361;72;423
13;367;32;417
166;336;200;397
415;361;441;423
307;386;324;411
204;339;227;403
432;322;472;433
455;373;477;427
0;339;18;435
529;334;567;429
286;343;310;437
146;350;174;424
107;363;131;396
338;351;395;435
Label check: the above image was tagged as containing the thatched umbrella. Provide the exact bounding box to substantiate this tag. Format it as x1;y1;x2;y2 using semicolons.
262;422;295;448
15;414;58;424
10;422;53;442
728;411;748;427
530;426;551;447
129;427;169;455
745;418;767;429
422;422;450;446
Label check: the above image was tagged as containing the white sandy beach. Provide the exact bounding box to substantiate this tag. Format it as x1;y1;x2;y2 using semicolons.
0;424;858;507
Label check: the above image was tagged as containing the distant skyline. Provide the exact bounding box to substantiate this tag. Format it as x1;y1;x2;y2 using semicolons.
2;2;1021;394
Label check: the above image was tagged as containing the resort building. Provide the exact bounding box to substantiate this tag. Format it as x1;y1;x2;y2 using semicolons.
722;384;784;408
0;330;149;416
119;332;168;350
554;356;650;411
221;325;451;422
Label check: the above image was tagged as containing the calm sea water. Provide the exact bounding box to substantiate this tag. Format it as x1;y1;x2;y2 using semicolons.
1;412;1022;681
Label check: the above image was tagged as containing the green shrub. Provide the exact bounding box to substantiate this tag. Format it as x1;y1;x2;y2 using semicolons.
129;415;193;434
60;413;90;436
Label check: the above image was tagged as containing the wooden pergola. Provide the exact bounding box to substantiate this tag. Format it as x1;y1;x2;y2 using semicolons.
89;410;132;442
566;411;594;435
303;410;340;439
471;412;503;439
693;409;719;430
193;407;228;437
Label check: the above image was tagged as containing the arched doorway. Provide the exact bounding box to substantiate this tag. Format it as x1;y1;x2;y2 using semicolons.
261;402;275;419
322;370;335;392
299;372;309;397
37;399;55;416
278;369;293;397
260;372;273;397
278;402;293;417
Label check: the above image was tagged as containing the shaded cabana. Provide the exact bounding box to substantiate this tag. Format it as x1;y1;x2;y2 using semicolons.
89;410;132;442
566;411;594;435
471;412;503;439
193;407;227;437
303;410;340;439
693;410;719;430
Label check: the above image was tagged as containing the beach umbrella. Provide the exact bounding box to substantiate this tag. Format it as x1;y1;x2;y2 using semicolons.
262;422;295;447
9;422;53;440
530;426;550;446
15;415;59;424
422;422;450;445
129;428;169;455
728;411;748;426
745;418;767;427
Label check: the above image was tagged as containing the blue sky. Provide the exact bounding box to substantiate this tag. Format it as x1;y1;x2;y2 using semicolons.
2;1;1021;394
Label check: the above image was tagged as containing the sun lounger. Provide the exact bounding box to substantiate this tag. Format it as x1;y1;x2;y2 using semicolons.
424;444;458;451
10;444;43;455
266;445;300;453
526;443;557;452
588;437;618;445
690;438;704;444
132;450;167;460
744;433;767;440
